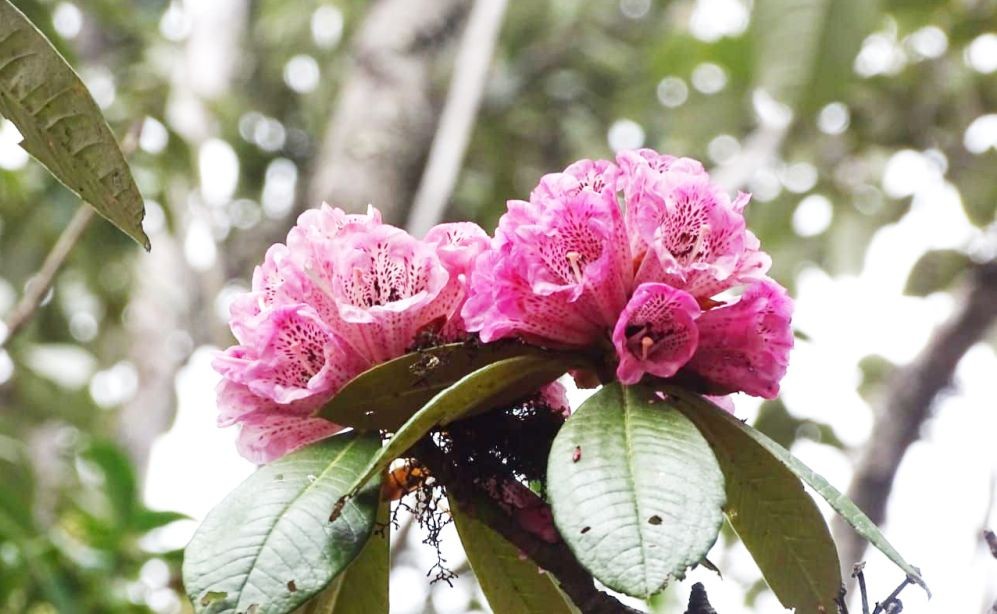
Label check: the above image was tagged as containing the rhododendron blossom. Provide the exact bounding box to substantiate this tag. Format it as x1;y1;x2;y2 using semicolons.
463;148;793;398
215;148;794;463
214;204;488;463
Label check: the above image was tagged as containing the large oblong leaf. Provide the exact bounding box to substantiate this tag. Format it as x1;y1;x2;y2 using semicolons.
331;354;573;519
546;383;726;598
294;498;389;614
183;434;382;614
0;0;148;248
669;392;841;612
448;495;577;614
664;387;929;595
317;341;572;431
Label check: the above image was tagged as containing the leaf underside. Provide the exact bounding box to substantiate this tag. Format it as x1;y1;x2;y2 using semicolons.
665;387;929;596
293;496;389;614
183;434;382;614
670;392;841;612
0;0;148;248
546;383;726;598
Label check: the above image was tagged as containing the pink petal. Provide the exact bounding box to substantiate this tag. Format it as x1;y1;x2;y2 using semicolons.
612;283;701;385
685;278;794;399
235;412;344;465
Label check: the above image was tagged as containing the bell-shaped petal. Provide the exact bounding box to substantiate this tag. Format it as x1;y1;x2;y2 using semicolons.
214;304;369;405
612;283;701;385
685;278;794;399
463;160;632;347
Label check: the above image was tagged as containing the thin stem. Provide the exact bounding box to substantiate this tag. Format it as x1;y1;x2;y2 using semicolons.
852;563;870;614
872;577;913;614
1;206;94;347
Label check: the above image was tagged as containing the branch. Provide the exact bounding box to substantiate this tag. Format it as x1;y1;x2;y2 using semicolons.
0;206;94;348
1;122;142;349
415;440;643;614
684;583;718;614
834;260;997;573
406;0;508;236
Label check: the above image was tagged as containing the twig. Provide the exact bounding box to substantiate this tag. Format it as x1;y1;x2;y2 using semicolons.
984;529;997;559
415;439;643;614
1;122;143;350
406;0;508;236
852;563;870;614
871;576;913;614
834;260;997;573
1;205;95;348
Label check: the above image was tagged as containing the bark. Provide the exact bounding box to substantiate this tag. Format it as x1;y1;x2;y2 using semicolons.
306;0;471;225
833;260;997;572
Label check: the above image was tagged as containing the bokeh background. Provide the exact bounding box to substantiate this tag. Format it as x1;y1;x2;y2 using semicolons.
1;0;996;612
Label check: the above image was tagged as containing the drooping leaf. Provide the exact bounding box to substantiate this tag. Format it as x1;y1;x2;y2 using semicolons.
546;383;726;598
904;249;971;297
752;0;880;112
0;0;148;248
294;497;389;614
317;341;579;431
664;387;929;595
330;354;575;518
671;392;841;612
183;434;382;614
448;495;577;614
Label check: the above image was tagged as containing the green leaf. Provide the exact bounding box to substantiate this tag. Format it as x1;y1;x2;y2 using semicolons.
904;249;971;297
448;495;577;614
294;497;389;614
752;0;880;112
0;0;148;248
546;383;726;598
331;354;575;518
671;392;841;612
317;341;577;431
183;434;383;614
664;387;930;595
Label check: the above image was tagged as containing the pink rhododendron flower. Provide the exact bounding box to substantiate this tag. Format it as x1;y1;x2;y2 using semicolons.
462;159;631;347
463;148;793;399
683;279;794;399
215;204;488;462
620;149;770;298
612;283;701;385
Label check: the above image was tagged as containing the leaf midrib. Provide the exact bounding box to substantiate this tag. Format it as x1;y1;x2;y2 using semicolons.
232;438;364;611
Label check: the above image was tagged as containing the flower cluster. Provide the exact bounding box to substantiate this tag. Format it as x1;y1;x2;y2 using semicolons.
214;205;490;462
215;148;793;463
462;149;792;394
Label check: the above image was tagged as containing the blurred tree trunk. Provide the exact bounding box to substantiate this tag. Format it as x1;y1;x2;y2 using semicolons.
834;260;997;575
306;0;471;225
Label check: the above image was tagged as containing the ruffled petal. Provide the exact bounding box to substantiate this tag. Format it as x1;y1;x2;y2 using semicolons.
612;283;701;385
685;278;793;399
235;412;343;465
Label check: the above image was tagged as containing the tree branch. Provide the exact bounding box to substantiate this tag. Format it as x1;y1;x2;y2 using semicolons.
0;206;94;348
414;440;643;614
406;0;508;236
834;259;997;573
1;122;142;349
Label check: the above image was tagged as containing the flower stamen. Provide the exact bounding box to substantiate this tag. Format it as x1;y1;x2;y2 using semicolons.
640;336;654;360
566;251;584;284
